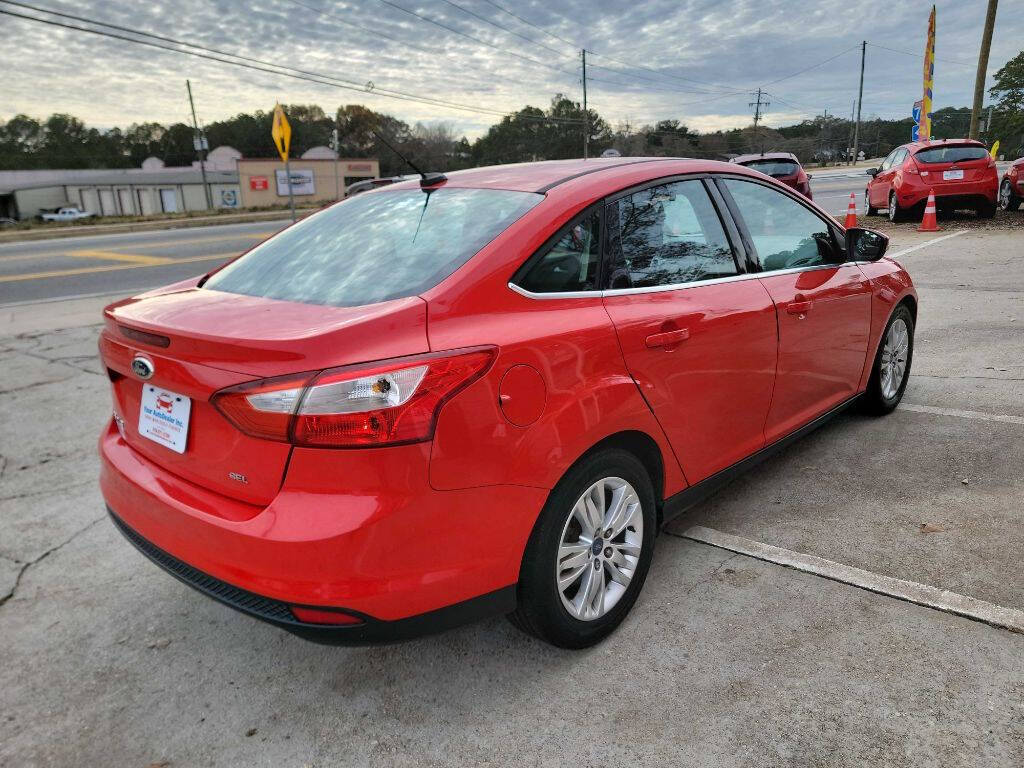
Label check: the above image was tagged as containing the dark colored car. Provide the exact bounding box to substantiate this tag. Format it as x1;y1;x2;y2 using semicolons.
866;139;999;221
730;152;812;199
344;177;404;197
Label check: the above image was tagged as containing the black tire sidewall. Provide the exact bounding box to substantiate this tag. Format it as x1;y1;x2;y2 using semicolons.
513;449;657;648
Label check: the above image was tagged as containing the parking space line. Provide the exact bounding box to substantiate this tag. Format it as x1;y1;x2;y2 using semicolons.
888;230;968;258
679;525;1024;635
899;403;1024;426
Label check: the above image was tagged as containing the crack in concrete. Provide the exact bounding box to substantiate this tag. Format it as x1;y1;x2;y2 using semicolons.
662;534;743;596
913;374;1024;382
0;515;105;609
0;478;94;503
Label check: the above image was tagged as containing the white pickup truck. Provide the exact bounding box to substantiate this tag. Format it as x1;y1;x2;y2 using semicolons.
41;207;95;222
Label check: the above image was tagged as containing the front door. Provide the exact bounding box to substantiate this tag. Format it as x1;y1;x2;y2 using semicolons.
720;178;872;443
601;178;778;485
869;149;903;209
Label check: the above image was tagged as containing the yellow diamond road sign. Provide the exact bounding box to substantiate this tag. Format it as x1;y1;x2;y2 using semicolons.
271;104;291;162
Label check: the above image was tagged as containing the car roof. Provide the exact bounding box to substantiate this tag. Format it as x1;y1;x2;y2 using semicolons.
730;152;799;164
385;157;732;194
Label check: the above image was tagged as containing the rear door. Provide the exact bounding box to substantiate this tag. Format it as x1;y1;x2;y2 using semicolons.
719;177;872;443
601;177;778;484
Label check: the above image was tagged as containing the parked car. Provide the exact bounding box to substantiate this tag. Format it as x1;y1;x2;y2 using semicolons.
40;206;95;222
865;139;999;221
998;157;1024;211
99;158;916;648
730;152;812;199
345;176;404;197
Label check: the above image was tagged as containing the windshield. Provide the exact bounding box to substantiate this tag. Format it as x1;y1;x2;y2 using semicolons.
205;187;542;307
914;145;989;164
740;159;800;177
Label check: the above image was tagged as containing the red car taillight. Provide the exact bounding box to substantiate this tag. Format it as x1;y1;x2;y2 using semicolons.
211;347;496;448
903;157;919;175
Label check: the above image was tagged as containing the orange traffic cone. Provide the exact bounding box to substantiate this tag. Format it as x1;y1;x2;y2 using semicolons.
918;189;940;232
844;192;858;228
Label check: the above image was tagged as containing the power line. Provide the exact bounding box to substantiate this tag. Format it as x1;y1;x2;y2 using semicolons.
761;45;861;86
434;0;569;59
866;42;975;69
0;5;587;125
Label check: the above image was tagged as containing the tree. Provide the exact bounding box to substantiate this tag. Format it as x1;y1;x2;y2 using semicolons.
989;50;1024;154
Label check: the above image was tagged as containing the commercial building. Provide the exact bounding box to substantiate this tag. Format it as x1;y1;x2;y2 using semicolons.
0;168;240;220
237;157;379;208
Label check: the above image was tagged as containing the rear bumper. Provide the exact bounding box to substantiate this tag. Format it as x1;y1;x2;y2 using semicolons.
107;507;515;644
99;420;547;640
898;179;998;207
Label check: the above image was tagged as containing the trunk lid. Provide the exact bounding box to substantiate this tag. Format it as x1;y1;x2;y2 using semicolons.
100;288;429;504
913;144;993;184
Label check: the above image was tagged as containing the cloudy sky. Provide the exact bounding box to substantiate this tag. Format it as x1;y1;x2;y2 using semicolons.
1;0;1022;138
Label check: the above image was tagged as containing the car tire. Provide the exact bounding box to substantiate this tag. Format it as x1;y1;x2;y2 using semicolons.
861;304;914;416
998;180;1020;212
865;190;878;216
508;448;656;649
976;200;997;219
887;192;906;223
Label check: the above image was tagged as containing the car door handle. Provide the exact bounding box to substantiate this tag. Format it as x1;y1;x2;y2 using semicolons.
787;300;813;315
645;328;690;348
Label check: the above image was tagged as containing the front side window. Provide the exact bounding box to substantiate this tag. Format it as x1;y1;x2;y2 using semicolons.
723;179;839;271
205;187;541;307
879;151;897;171
515;209;601;293
606;179;737;289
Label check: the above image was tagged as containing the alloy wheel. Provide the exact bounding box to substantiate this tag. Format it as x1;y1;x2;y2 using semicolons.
880;318;909;400
999;180;1012;210
888;194;897;222
555;477;643;621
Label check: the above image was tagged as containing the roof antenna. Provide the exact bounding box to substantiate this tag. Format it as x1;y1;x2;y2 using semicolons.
372;130;447;189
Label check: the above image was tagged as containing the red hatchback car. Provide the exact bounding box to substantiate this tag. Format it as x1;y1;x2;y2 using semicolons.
866;139;999;221
730;152;812;199
999;156;1024;211
99;158;917;648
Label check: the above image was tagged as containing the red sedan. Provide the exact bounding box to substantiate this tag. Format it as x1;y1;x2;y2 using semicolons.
866;139;999;221
729;152;813;199
99;158;917;648
999;157;1024;211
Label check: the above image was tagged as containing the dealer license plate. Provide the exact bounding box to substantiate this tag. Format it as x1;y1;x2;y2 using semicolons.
138;385;191;454
943;169;964;181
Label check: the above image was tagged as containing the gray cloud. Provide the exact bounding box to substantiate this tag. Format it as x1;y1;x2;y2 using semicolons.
1;0;1021;138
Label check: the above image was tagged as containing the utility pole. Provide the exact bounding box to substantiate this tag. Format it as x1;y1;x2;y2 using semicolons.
581;49;589;159
187;80;213;210
969;0;999;139
332;127;341;200
853;40;866;167
749;88;769;152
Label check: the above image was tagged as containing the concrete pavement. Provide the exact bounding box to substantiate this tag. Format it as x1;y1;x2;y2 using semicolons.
1;228;1022;766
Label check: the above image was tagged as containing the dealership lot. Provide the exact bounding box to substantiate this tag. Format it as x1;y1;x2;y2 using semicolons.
1;227;1023;766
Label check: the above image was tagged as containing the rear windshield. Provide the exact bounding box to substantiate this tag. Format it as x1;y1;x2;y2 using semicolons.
740;159;800;177
914;145;989;164
204;187;541;307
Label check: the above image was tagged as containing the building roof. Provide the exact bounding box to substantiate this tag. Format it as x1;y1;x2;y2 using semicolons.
0;169;238;194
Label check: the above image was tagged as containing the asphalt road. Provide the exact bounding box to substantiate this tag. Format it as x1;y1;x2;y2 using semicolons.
2;227;1022;766
0;162;1011;307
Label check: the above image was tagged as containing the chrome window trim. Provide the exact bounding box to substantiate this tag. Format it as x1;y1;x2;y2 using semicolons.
507;262;863;301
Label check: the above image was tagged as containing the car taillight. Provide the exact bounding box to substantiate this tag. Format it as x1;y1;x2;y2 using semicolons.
211;347;496;448
903;157;919;175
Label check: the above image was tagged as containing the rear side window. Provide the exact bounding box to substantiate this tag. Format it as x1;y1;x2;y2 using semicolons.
606;179;738;289
914;145;989;164
205;188;541;307
515;210;601;293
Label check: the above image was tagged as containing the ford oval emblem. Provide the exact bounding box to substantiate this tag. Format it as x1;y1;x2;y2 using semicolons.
131;355;155;380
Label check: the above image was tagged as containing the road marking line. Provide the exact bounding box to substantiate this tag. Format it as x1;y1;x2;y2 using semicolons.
681;526;1024;634
888;230;968;258
68;249;173;266
900;403;1024;426
0;231;272;261
0;252;237;283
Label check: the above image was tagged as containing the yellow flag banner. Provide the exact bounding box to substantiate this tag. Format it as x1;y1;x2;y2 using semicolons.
920;6;936;141
271;104;292;162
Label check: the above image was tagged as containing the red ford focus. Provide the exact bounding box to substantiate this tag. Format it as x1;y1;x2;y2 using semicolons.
99;158;917;648
866;138;999;221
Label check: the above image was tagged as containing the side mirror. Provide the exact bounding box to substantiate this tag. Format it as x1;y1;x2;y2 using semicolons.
866;167;880;177
846;227;889;262
806;173;813;180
